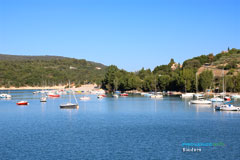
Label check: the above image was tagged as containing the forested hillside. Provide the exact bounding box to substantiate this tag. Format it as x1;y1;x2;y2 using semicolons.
0;54;107;87
102;48;240;93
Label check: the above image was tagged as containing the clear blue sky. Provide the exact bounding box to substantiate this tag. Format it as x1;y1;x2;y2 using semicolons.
0;0;239;71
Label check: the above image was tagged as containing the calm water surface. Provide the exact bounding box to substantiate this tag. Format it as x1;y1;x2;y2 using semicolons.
0;90;240;160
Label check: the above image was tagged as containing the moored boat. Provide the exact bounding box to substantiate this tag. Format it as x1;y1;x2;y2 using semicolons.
150;94;163;99
112;94;119;98
190;98;212;105
231;94;240;99
0;94;11;98
181;93;194;98
79;96;91;101
17;101;29;105
40;97;47;102
215;104;240;111
120;93;128;97
210;97;224;102
224;96;231;101
60;103;79;109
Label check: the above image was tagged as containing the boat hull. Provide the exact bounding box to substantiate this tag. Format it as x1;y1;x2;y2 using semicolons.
60;104;79;109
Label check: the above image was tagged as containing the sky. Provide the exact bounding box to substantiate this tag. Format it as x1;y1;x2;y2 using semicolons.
0;0;239;71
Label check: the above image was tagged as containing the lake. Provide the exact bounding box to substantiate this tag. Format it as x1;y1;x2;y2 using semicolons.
0;90;239;160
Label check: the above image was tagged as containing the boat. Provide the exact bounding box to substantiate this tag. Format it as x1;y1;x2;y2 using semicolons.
120;93;128;96
193;93;204;99
112;94;119;98
150;94;163;99
215;104;240;111
97;95;104;99
60;103;79;109
0;94;11;98
190;97;212;105
40;97;47;102
17;101;29;105
210;95;224;102
79;96;91;101
60;81;79;109
231;94;240;99
181;93;194;98
210;97;224;102
48;93;60;97
224;96;231;101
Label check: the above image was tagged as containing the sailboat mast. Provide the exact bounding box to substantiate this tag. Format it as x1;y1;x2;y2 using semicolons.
222;69;225;96
69;80;71;103
196;73;198;93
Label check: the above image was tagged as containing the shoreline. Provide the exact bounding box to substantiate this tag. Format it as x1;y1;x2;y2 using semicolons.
0;84;98;91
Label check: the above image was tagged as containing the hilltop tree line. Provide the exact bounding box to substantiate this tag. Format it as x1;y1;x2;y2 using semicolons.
0;56;106;87
102;48;240;93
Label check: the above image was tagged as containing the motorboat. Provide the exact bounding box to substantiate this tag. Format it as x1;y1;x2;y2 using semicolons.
190;98;212;105
150;94;163;99
231;95;240;99
224;96;231;101
120;93;128;97
181;93;194;98
0;94;11;98
40;97;47;102
48;94;60;98
215;104;240;111
97;95;104;99
210;97;224;102
193;93;204;99
112;94;119;98
60;103;79;109
79;96;91;101
17;101;29;105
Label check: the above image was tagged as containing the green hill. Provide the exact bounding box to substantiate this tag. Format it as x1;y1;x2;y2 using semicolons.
0;54;107;87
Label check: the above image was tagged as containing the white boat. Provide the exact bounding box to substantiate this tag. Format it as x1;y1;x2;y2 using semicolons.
60;81;79;109
60;103;79;109
210;97;224;102
193;93;204;99
97;95;104;99
215;104;240;111
150;94;163;99
181;93;194;98
0;94;11;98
112;94;119;98
190;98;212;105
79;96;91;101
231;95;240;99
40;97;47;102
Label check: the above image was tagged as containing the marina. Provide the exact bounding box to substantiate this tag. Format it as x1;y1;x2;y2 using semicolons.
0;90;240;159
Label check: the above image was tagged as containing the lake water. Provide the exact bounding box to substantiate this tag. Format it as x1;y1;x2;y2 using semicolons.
0;90;240;160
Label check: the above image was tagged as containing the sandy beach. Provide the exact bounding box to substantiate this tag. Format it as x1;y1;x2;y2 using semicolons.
0;84;98;91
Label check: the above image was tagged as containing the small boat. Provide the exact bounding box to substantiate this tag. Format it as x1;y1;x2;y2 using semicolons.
193;93;204;99
60;81;79;109
17;101;29;105
48;94;60;98
181;93;194;98
210;97;224;102
231;95;240;99
60;103;79;109
120;93;128;97
150;94;163;99
112;94;119;98
79;96;91;101
97;95;104;99
224;96;231;101
0;94;11;98
190;98;212;105
40;97;47;102
215;104;240;111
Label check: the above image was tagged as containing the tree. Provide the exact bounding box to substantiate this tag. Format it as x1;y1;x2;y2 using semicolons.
198;70;214;92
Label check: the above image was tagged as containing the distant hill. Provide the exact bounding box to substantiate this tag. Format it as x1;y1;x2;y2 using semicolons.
182;48;240;76
0;54;107;87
